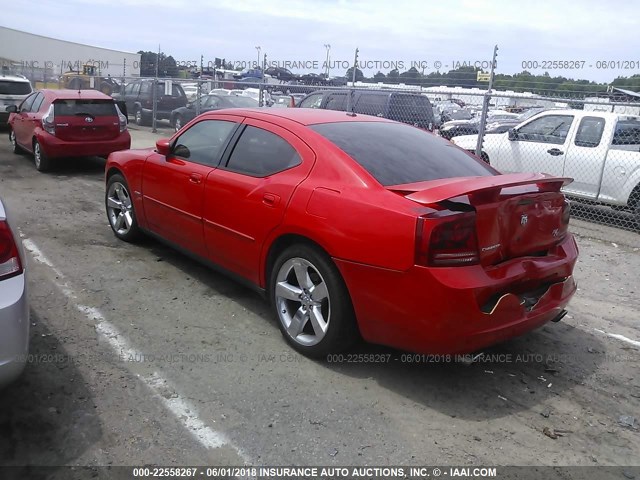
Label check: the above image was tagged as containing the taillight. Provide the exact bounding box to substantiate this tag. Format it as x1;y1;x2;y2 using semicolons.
0;220;23;280
115;103;127;132
42;104;55;135
415;211;480;267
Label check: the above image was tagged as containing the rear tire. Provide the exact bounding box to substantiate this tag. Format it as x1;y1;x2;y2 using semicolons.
33;140;52;172
269;243;359;358
9;129;22;154
630;189;640;228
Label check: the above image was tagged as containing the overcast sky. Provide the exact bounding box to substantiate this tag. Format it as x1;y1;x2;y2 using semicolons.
2;0;639;84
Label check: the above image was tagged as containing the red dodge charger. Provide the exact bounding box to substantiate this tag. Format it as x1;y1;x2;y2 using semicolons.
105;108;578;358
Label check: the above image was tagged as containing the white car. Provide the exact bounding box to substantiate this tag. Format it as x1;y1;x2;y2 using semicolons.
0;74;33;125
0;197;29;388
181;84;199;102
452;109;640;221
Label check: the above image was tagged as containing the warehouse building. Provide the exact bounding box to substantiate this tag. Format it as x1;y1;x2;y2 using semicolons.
0;26;140;84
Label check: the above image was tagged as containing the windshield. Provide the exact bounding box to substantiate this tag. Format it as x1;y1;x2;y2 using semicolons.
517;108;546;121
446;110;473;120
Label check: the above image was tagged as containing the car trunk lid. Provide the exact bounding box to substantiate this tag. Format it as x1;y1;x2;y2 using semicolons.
390;173;573;266
53;99;120;141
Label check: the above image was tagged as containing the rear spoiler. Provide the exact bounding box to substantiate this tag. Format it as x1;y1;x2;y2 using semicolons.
389;173;573;205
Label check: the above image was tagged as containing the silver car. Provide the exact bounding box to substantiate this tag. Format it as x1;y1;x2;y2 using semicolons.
0;197;29;387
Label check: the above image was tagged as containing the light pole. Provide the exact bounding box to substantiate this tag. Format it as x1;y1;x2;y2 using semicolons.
255;46;261;69
324;44;331;78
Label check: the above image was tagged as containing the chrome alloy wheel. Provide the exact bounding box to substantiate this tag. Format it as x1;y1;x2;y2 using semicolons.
275;257;331;346
107;181;134;235
33;142;42;168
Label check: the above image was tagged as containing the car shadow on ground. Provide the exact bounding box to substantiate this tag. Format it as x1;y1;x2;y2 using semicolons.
5;151;106;176
0;310;102;474
138;237;605;422
320;321;606;421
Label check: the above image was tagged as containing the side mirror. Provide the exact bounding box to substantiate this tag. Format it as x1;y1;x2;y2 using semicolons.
155;138;171;156
5;105;18;113
508;128;518;141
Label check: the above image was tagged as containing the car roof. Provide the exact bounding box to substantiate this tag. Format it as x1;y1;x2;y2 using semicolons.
201;107;392;126
39;89;115;100
306;89;426;98
0;75;31;83
532;108;640;121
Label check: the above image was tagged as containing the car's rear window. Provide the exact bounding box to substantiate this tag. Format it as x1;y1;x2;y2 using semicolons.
53;99;117;116
388;94;435;125
0;81;32;95
156;83;186;97
226;96;259;107
612;119;640;146
309;122;495;186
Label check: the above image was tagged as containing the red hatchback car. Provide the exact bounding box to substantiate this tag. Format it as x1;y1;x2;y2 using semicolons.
7;89;130;172
105;108;578;358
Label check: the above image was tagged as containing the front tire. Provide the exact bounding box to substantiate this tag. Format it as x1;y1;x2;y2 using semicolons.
269;244;358;358
33;140;51;172
134;107;148;126
106;174;142;242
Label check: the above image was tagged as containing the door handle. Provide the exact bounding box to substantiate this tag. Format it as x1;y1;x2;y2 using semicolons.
547;148;564;156
262;193;280;207
189;173;202;184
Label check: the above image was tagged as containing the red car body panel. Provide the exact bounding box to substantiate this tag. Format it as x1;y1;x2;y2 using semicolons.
8;89;131;159
106;108;579;355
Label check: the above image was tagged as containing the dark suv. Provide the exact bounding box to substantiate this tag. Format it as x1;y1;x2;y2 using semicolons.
113;79;187;126
297;89;436;131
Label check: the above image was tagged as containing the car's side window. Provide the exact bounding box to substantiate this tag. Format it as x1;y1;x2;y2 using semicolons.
574;117;605;148
29;93;45;113
299;93;323;109
225;125;301;177
171;120;237;167
516;115;574;145
140;82;151;95
612;120;640;148
354;94;387;116
325;94;347;111
124;83;134;95
132;82;141;95
20;93;37;112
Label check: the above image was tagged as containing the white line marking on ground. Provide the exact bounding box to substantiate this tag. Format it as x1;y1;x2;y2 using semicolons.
22;236;249;461
594;328;640;348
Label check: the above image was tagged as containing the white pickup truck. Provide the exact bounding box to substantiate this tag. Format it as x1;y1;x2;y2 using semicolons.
451;110;640;223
